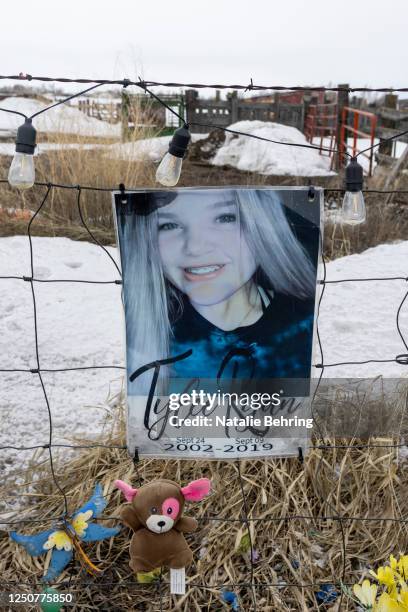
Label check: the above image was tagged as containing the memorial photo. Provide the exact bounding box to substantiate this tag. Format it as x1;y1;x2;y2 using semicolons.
114;187;321;397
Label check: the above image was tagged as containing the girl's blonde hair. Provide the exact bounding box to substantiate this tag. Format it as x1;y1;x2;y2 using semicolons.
117;188;317;395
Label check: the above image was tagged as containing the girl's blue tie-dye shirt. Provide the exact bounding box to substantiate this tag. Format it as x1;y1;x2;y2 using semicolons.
169;291;315;390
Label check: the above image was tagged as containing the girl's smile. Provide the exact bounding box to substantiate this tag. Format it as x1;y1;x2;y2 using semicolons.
183;263;226;282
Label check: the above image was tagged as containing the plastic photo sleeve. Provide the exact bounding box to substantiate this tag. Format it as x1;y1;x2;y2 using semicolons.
112;187;323;459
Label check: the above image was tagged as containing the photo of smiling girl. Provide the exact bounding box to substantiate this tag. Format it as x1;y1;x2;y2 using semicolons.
114;187;320;396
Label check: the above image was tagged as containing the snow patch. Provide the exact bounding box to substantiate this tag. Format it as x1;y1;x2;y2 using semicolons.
0;97;121;138
107;133;208;162
211;120;335;176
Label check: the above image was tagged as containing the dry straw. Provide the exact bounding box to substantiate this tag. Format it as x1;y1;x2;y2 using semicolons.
1;390;408;611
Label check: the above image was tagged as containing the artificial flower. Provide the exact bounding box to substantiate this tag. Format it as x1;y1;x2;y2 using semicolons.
222;590;239;610
370;566;397;591
10;483;120;582
374;592;407;611
136;567;162;583
315;584;337;605
71;510;93;538
43;530;72;552
353;579;378;607
398;591;408;607
398;556;408;581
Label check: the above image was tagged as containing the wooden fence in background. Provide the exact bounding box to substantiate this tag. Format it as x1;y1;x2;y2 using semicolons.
185;89;306;133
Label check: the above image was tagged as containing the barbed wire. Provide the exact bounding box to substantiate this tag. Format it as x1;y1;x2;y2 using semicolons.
2;73;408;93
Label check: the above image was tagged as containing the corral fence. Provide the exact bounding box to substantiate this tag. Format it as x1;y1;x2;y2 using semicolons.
77;97;122;124
338;107;378;176
184;89;305;133
2;81;408;177
118;84;408;177
304;102;337;159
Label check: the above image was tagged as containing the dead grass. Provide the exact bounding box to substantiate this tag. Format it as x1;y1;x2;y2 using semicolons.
0;95;158;242
323;196;408;260
2;143;408;258
1;391;408;612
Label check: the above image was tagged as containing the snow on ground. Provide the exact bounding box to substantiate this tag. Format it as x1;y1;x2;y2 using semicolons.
1;235;408;478
211;121;335;176
0;237;124;480
0;97;121;138
317;241;408;378
0;142;101;156
107;133;208;162
0;131;207;160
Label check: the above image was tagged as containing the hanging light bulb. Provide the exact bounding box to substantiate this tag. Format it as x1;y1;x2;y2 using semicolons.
8;118;37;189
341;157;365;225
156;124;191;186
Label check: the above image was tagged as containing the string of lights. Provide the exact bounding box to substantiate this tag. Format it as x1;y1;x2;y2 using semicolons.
2;74;408;224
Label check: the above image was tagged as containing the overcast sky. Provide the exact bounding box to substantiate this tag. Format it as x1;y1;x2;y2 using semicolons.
1;0;407;96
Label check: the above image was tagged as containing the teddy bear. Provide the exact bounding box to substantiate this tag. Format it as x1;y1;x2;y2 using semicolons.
115;477;211;573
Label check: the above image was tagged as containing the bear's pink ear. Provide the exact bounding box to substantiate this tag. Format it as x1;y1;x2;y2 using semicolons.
115;479;138;502
181;478;211;502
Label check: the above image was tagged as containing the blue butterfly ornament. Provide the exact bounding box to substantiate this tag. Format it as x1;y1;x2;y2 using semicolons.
10;483;120;582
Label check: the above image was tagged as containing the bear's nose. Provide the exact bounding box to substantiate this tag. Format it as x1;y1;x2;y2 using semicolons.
158;520;165;527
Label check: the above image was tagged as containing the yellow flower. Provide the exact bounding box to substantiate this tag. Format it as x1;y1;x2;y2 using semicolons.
398;592;408;607
370;566;398;591
136;568;162;583
43;530;72;552
72;510;93;538
398;557;408;581
374;592;408;611
353;579;377;607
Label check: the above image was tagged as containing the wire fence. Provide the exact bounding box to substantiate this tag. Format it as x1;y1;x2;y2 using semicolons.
1;179;407;611
0;75;408;610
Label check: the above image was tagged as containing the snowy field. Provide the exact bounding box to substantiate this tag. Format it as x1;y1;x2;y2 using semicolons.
108;123;336;176
0;134;208;159
1;236;408;475
0;97;121;138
